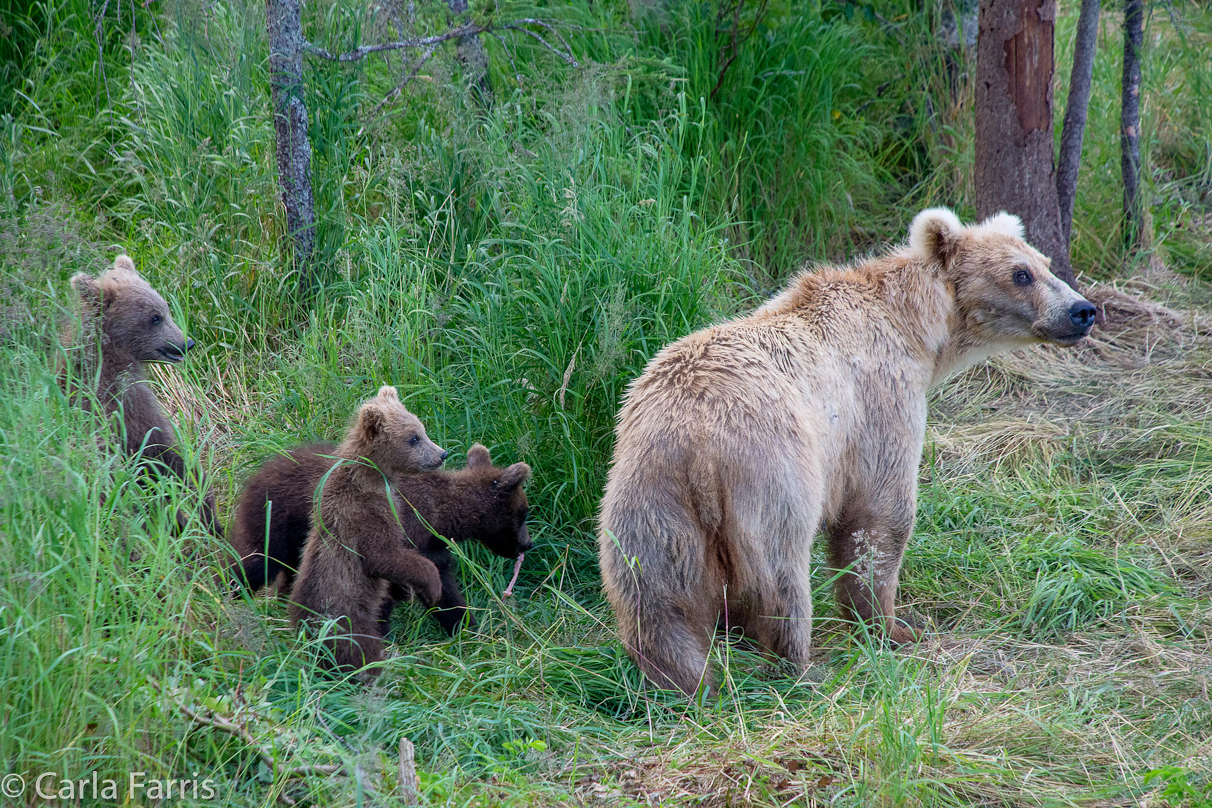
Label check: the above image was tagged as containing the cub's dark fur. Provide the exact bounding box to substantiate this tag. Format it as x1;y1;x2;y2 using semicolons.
229;442;338;592
230;391;446;591
246;439;531;639
375;443;532;634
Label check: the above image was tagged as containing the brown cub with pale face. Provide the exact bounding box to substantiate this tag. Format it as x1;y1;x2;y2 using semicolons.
67;255;220;537
599;208;1096;696
287;386;451;675
232;438;532;643
230;394;447;594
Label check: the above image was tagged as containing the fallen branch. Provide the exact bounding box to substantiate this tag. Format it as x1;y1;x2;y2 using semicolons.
305;24;482;61
149;678;342;780
304;17;577;67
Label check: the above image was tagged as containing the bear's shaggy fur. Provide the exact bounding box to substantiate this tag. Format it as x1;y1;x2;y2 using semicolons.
283;386;448;674
229;443;338;593
598;208;1096;695
286;391;531;674
373;443;533;635
230;403;445;593
66;255;220;537
265;441;530;637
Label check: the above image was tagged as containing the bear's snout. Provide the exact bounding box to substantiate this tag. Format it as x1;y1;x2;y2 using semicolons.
186;337;196;351
1068;300;1096;332
516;523;533;552
156;340;189;363
440;449;449;462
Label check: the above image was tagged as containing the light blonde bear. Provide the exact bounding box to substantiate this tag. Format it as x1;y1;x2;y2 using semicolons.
598;208;1096;695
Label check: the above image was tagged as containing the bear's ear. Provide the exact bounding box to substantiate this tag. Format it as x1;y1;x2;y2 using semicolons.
497;462;531;490
909;207;963;266
359;403;386;440
978;211;1024;240
466;444;491;468
113;254;138;274
376;384;399;403
70;273;99;304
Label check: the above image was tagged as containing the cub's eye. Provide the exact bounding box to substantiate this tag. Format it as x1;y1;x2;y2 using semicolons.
1013;268;1033;287
150;315;162;326
409;435;419;446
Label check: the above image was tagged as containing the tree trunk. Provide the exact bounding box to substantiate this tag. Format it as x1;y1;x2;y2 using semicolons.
266;0;316;282
1120;0;1144;250
447;0;493;109
975;0;1077;289
1056;0;1099;247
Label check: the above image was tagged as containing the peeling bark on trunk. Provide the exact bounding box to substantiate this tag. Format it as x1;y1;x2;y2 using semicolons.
1056;0;1099;247
266;0;316;282
1121;0;1144;250
447;0;493;109
975;0;1077;289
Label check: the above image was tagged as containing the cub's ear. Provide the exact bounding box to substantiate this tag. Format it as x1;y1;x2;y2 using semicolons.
359;403;385;440
113;254;138;274
909;207;963;267
70;273;99;304
466;444;491;468
376;384;400;403
978;211;1024;240
497;462;531;490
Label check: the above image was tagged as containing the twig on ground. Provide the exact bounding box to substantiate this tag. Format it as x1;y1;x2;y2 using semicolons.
148;677;343;780
503;553;525;597
399;738;418;805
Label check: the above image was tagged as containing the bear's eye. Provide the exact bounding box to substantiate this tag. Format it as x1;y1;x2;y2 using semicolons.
409;435;419;446
150;314;162;326
1013;268;1033;287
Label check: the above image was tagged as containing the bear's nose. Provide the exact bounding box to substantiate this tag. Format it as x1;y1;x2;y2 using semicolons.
439;450;449;461
1068;300;1096;331
185;337;196;351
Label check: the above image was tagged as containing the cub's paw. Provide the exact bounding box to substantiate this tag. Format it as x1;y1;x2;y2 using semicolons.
416;562;442;605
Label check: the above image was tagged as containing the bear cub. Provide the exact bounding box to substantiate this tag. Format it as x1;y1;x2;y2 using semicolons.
66;255;220;537
230;389;446;593
284;386;448;674
373;443;533;635
286;388;531;674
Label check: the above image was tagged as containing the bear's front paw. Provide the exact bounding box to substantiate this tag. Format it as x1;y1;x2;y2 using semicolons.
417;563;443;604
889;615;928;645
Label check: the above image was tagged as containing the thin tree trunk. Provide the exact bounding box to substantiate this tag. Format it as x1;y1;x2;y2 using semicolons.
1056;0;1099;247
1121;0;1144;250
940;0;979;99
266;0;316;283
975;0;1078;290
447;0;493;109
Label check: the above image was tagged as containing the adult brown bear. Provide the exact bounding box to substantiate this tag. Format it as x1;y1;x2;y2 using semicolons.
598;208;1096;696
